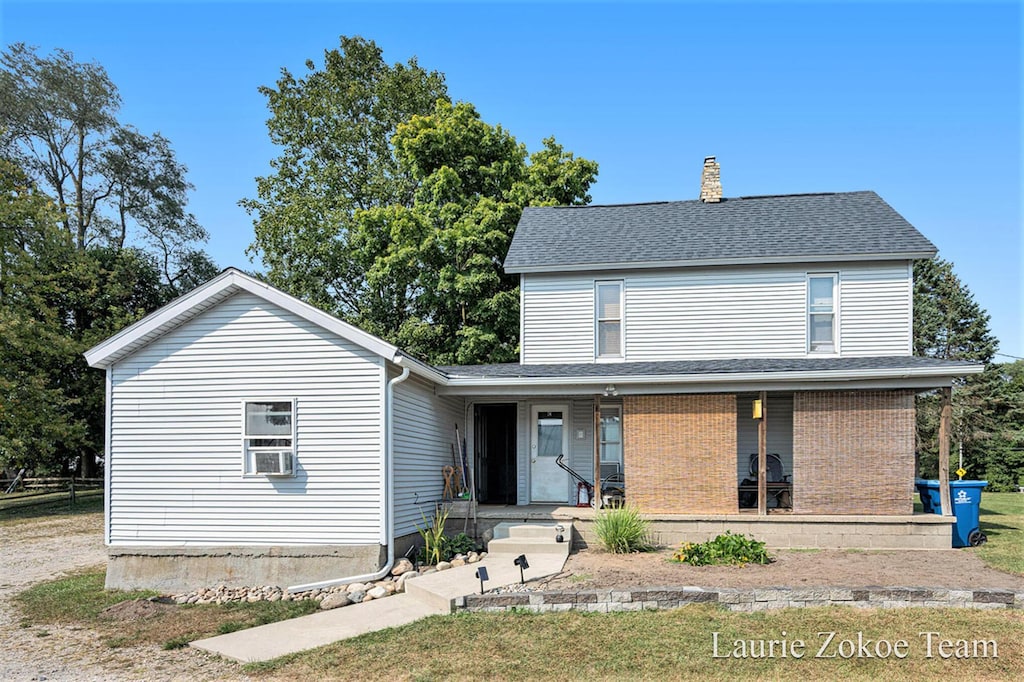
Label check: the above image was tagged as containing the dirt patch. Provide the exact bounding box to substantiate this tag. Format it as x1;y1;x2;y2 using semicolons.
539;547;1024;591
100;598;175;622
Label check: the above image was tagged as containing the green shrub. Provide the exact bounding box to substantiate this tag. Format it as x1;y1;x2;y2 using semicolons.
671;531;772;566
446;532;477;557
594;505;653;553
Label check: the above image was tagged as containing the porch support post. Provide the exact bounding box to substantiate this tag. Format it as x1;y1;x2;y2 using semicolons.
939;386;953;516
758;390;767;516
594;395;601;509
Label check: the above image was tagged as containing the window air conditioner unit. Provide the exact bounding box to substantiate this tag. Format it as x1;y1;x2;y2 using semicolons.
254;450;293;476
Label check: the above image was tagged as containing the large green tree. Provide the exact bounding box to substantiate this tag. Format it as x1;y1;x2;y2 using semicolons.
242;35;449;314
364;101;598;364
0;43;214;287
245;38;598;365
913;257;999;480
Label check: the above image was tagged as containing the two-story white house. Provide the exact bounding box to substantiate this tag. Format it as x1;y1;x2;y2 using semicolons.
86;158;980;590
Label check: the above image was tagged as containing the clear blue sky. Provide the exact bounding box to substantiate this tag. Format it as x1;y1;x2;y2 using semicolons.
3;1;1021;359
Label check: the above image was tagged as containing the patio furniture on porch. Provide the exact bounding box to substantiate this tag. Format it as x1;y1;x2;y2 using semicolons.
738;453;791;509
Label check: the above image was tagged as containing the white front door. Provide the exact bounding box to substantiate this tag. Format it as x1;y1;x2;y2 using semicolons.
530;404;570;503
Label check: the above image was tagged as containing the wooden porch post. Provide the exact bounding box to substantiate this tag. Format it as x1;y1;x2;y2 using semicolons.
939;386;953;516
758;391;768;516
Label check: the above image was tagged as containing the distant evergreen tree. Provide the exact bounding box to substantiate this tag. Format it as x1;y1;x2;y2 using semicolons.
913;257;1000;481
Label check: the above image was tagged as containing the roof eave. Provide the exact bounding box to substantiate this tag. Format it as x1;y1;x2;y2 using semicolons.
440;363;983;389
504;251;937;275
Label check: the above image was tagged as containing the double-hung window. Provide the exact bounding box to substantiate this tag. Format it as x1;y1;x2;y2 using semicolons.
243;400;295;476
807;274;838;354
595;281;623;359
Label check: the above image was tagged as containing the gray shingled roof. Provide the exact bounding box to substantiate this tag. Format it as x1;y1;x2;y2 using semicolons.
436;356;976;379
504;191;937;273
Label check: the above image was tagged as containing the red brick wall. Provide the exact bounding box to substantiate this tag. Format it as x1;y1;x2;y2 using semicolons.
792;390;915;515
624;395;737;514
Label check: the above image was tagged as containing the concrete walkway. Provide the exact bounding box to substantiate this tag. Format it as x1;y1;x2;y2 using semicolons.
192;523;570;663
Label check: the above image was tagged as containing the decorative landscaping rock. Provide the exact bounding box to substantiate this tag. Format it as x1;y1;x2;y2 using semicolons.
367;586;388;599
451;558;466;567
346;582;367;593
467;552;480;564
347;590;366;603
436;561;452;571
320;593;350;610
392;558;414;576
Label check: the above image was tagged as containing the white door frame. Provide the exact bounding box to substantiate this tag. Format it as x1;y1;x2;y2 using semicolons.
530;403;570;503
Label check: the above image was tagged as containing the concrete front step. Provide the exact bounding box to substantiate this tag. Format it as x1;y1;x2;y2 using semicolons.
491;521;572;541
486;537;571;557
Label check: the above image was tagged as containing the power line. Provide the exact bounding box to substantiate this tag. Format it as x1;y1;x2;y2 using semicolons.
994;352;1024;361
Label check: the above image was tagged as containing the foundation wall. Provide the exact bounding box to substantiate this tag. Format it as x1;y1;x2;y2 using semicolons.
105;544;385;592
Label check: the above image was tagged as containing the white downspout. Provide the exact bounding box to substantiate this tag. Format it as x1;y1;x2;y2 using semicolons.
288;365;411;593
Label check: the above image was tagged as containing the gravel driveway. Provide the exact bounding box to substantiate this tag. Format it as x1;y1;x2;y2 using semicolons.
0;512;247;682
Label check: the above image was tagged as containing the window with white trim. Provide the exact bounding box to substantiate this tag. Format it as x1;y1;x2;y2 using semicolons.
807;274;837;354
243;400;295;476
599;405;622;479
595;281;623;359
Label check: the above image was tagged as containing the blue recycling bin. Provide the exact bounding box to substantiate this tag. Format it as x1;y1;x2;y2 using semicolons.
915;479;988;547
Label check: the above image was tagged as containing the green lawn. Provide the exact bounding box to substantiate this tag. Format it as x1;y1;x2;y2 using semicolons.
15;568;318;650
247;606;1024;681
975;492;1024;575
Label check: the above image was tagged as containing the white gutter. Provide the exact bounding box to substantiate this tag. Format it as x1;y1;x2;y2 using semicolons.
288;365;411;593
441;364;984;388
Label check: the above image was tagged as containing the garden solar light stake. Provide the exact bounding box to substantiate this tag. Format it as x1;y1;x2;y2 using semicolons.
475;566;489;594
514;554;529;584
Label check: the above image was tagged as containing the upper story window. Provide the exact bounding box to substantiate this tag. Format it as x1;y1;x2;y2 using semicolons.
807;274;838;354
243;400;295;476
595;281;623;359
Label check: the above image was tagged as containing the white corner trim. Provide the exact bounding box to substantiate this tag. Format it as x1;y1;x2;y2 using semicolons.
103;367;112;546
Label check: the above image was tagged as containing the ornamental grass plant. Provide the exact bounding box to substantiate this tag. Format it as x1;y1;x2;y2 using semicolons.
594;504;654;553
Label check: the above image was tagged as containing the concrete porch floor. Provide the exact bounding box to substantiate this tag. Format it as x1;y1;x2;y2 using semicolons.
449;504;956;550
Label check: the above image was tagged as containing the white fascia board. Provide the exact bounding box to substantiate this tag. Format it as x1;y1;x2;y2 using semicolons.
84;268;401;368
436;364;983;395
393;354;449;385
441;376;960;397
504;251;937;275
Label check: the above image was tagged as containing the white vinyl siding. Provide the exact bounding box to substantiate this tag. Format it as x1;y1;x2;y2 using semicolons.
391;372;465;537
521;262;913;362
521;275;594;363
628;268;807;360
840;263;913;356
108;291;385;547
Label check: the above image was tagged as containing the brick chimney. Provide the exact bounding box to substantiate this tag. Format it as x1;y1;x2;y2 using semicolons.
699;156;722;203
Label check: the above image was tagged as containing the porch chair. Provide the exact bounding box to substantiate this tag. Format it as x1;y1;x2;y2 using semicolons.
748;453;791;509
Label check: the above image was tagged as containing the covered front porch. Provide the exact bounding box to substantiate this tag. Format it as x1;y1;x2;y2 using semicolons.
460;389;920;517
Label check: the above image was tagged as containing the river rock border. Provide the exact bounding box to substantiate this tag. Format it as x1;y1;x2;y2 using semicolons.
456;586;1024;613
